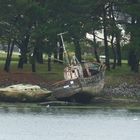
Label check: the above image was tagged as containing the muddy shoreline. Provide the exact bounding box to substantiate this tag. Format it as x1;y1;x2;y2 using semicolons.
0;71;140;105
0;82;140;104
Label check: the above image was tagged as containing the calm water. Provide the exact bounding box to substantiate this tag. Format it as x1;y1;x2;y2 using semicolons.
0;106;140;140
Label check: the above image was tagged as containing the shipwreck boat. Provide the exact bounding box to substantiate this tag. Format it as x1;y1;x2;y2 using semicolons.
49;32;106;102
50;56;106;100
0;84;51;102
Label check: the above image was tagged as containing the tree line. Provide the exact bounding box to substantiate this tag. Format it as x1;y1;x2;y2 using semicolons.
0;0;140;72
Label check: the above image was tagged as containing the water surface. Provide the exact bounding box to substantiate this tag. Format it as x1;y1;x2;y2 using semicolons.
0;106;140;140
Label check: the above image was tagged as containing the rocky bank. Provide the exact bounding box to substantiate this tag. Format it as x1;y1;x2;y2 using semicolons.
103;82;140;98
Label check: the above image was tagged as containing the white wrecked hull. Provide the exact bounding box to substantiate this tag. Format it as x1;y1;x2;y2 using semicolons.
0;84;51;101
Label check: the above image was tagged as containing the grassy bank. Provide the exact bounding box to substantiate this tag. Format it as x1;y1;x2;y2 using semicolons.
0;57;139;85
105;64;140;87
0;57;140;107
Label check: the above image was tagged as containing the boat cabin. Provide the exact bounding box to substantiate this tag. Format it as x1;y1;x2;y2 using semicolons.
64;62;102;80
64;64;83;80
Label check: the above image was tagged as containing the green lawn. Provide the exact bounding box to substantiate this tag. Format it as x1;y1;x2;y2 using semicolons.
0;52;139;85
105;63;140;86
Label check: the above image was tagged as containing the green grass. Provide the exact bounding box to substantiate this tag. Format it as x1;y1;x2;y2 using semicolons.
105;64;140;87
0;51;19;61
35;63;65;81
0;52;64;81
0;52;139;85
0;60;65;82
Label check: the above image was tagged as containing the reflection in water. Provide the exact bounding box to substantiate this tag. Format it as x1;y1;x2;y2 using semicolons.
0;106;140;140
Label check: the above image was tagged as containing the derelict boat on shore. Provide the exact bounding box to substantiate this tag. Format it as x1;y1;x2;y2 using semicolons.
50;60;106;100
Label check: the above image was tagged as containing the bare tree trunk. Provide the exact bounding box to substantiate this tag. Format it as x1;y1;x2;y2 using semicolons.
116;32;122;66
128;17;139;72
58;36;63;64
103;6;110;70
111;34;116;69
31;60;36;72
73;37;81;63
37;52;43;64
48;53;51;71
4;39;15;72
54;42;59;63
93;31;100;63
29;50;36;72
17;34;30;69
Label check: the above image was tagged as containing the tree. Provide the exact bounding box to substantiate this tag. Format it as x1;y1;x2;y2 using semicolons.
122;0;140;72
46;0;94;63
0;0;19;72
66;0;95;63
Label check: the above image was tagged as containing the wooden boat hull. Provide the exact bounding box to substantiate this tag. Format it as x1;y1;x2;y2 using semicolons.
80;79;104;94
50;70;105;99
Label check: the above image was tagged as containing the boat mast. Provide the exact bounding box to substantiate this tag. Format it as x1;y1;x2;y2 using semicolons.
57;32;70;65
